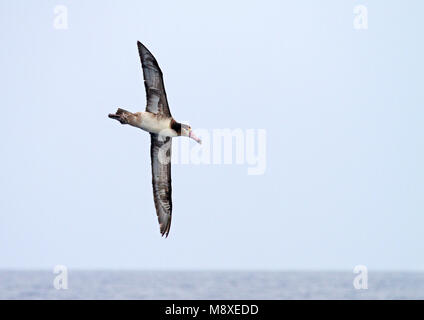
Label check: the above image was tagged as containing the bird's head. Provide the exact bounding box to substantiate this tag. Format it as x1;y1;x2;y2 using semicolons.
181;124;202;144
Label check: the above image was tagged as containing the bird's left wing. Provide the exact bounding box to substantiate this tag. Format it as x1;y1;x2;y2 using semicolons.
150;133;172;237
137;41;172;118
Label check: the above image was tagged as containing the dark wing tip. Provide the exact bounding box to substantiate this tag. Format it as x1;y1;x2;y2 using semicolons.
137;41;163;76
137;41;150;56
160;218;172;238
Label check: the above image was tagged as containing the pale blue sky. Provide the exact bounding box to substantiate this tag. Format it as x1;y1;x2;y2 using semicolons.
0;0;423;270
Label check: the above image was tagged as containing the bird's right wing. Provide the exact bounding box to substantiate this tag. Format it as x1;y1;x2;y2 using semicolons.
137;41;172;118
150;133;172;237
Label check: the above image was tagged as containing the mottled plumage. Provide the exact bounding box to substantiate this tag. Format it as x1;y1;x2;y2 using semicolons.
108;42;201;237
138;42;172;118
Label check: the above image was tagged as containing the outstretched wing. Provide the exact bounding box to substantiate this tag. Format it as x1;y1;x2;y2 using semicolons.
150;133;172;237
137;41;172;117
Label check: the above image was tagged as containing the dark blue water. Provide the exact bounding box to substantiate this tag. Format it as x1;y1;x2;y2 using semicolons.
0;271;423;299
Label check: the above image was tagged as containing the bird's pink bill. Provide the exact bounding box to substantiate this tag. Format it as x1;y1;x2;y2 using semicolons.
189;131;202;144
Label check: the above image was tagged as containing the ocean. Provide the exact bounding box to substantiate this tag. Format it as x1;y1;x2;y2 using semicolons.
0;271;423;300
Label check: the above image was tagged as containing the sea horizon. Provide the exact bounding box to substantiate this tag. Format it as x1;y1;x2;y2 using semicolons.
1;270;423;300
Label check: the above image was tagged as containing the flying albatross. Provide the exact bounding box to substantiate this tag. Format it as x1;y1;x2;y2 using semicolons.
108;41;201;237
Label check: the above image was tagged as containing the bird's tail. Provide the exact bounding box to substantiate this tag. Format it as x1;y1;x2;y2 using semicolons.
108;108;134;124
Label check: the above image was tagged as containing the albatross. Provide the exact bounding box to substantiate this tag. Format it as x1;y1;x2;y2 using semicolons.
108;41;201;237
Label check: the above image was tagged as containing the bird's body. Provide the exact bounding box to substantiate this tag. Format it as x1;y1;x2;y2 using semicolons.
108;42;201;237
138;112;177;136
116;110;178;137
